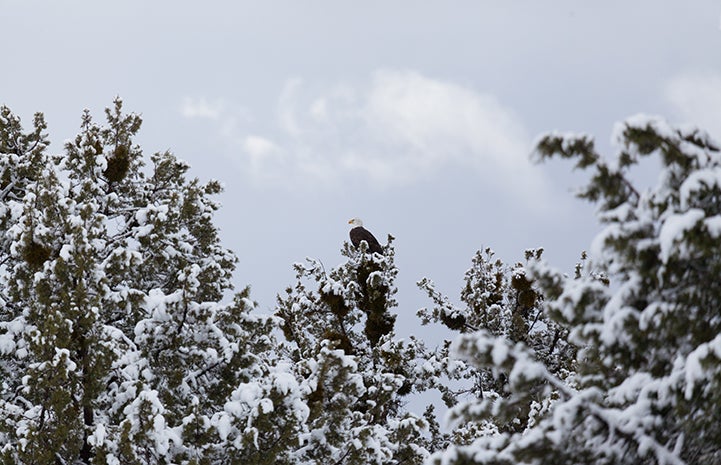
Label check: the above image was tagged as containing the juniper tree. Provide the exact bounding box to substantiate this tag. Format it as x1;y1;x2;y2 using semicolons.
417;248;576;450
0;106;50;335
0;108;99;463
276;237;435;465
431;116;721;465
0;100;300;464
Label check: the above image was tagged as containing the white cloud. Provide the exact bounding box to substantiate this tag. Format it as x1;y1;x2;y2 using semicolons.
362;70;533;184
664;73;721;139
277;78;303;137
180;97;225;120
309;98;328;121
241;135;286;182
243;135;279;158
190;70;549;205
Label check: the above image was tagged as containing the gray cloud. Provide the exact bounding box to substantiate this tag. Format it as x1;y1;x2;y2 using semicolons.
182;70;550;208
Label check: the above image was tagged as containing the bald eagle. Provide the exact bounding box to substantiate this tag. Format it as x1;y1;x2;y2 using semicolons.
348;218;383;254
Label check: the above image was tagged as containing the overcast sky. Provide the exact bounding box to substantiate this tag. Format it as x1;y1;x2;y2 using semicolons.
2;1;720;338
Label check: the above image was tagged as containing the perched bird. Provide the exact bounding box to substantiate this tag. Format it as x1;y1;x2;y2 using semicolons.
348;218;383;254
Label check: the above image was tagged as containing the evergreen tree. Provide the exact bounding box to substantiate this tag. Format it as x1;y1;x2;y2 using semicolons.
431;116;721;464
0;106;50;261
276;238;434;465
417;247;576;451
13;100;721;465
0;100;299;464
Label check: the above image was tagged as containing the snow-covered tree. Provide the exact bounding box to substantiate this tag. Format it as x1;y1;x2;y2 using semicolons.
0;100;302;464
276;238;435;465
432;116;721;464
418;247;576;451
0;106;50;262
0;104;100;463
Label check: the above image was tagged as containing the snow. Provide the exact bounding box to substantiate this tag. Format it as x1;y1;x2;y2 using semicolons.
611;113;676;148
507;350;547;389
658;208;704;263
134;208;148;225
215;414;232;441
226;383;262;414
134;224;154;238
272;367;297;395
53;347;77;371
684;333;721;399
490;339;508;366
679;167;721;210
704;215;721;237
87;423;107;447
638;302;671;331
0;333;14;354
59;244;74;261
5;109;721;465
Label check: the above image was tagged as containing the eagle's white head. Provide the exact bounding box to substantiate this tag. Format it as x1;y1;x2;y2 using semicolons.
348;217;363;227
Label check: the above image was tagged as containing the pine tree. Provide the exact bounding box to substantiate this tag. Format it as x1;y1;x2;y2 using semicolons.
431;116;721;464
276;237;434;465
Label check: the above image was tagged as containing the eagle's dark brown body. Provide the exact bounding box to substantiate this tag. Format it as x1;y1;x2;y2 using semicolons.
350;226;383;254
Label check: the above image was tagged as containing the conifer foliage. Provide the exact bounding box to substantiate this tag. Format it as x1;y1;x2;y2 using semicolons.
276;238;434;465
418;247;576;450
3;100;721;465
0;100;288;464
431;116;721;464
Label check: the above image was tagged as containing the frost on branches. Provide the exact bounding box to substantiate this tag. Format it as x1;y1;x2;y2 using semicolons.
431;116;721;465
275;238;436;465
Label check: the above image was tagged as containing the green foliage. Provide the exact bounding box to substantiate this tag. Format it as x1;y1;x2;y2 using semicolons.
435;116;721;465
418;247;575;444
8;100;721;465
0;100;296;465
276;237;433;464
103;144;131;183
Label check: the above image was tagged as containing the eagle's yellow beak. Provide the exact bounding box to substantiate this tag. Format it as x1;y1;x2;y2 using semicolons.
348;219;353;224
